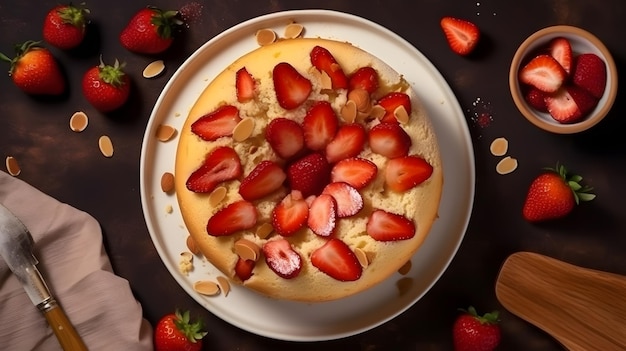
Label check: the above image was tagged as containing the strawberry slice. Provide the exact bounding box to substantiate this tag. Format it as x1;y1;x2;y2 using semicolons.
271;190;309;236
366;209;416;241
523;86;549;112
519;54;567;93
265;117;305;159
440;16;480;56
571;53;607;99
262;238;302;279
191;105;241;141
287;152;331;197
302;101;338;151
307;193;337;237
311;238;362;281
385;155;433;192
548;37;573;74
206;200;258;236
545;85;597;124
322;182;363;218
238;160;287;201
310;45;349;89
330;157;377;190
325;123;366;164
377;92;412;124
368;123;412;159
186;146;242;193
348;66;379;94
236;67;256;103
234;257;255;281
273;62;312;110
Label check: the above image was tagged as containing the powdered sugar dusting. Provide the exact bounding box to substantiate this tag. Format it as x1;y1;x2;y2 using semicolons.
180;1;203;27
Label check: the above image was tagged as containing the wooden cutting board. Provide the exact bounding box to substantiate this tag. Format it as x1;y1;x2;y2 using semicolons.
495;252;626;351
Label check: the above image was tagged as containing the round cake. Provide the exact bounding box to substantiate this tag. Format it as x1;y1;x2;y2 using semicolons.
175;36;443;302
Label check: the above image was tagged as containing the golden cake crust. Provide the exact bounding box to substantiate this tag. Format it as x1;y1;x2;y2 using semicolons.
175;37;443;302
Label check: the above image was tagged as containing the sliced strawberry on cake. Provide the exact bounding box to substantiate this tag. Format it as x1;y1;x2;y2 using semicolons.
206;200;258;236
310;45;349;89
321;182;363;218
307;193;338;237
368;122;412;159
311;238;362;281
273;62;312;110
186;146;242;193
348;66;379;94
265;117;305;159
191;105;242;141
330;157;377;190
287;153;331;197
262;238;302;279
377;92;412;124
302;101;338;151
385;155;434;192
272;190;309;236
366;209;416;241
325;123;366;164
234;257;255;281
235;67;256;103
238;160;286;201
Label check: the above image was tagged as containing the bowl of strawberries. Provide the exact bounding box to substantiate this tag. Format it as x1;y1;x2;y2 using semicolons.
509;25;617;134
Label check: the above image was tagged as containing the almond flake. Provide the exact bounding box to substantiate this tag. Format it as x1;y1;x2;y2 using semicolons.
256;222;273;239
490;137;508;156
354;248;369;268
209;186;227;207
234;238;260;261
193;280;220;296
340;100;357;123
496;156;518;175
69;111;88;132
156;124;177;142
232;117;255;142
319;70;332;90
186;235;201;255
255;29;276;46
143;60;165;79
370;105;386;120
284;22;304;39
347;88;371;112
216;276;231;297
98;135;114;158
393;105;410;124
5;156;20;176
160;172;175;193
398;260;412;275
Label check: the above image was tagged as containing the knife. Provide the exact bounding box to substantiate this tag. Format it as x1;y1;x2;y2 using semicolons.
0;203;88;351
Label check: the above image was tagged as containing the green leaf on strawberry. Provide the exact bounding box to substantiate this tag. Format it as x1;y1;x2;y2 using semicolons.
453;306;501;351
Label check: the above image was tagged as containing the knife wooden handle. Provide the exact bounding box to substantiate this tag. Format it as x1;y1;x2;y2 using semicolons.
44;305;88;351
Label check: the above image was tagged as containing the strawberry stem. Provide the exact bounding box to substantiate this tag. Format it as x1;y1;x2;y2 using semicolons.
148;6;183;39
98;56;127;87
545;162;596;204
173;309;207;343
461;306;500;325
0;40;43;75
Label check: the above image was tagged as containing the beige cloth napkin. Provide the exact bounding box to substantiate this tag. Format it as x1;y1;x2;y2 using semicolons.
0;171;153;350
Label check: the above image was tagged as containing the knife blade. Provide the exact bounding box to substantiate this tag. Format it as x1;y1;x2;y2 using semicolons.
0;202;88;351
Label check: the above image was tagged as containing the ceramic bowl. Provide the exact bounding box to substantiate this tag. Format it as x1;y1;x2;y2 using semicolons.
509;25;618;134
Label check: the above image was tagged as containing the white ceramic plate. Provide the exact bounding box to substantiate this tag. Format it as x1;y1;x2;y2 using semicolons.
140;9;475;342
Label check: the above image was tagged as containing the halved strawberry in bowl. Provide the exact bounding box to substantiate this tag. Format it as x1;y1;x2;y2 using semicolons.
519;54;567;93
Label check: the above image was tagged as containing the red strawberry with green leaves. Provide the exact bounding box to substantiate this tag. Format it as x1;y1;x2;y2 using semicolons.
385;155;433;192
82;58;131;112
120;6;182;54
186;146;242;193
366;209;415;241
452;306;501;351
236;67;256;102
311;238;362;281
440;16;480;56
287;153;331;197
239;160;286;201
330;157;377;190
262;238;302;279
522;163;595;222
273;62;312;110
43;3;89;50
0;40;66;95
310;45;349;89
191;105;241;141
272;190;309;236
154;310;207;351
377;92;412;124
519;55;567;93
206;200;257;236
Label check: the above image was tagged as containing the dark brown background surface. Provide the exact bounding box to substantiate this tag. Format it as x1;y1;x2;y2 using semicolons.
1;1;625;350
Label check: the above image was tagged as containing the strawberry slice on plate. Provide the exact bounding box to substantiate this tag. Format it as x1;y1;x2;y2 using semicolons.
440;16;480;56
348;66;379;94
236;67;256;103
366;209;416;241
272;190;309;236
519;54;567;93
322;182;363;218
377;92;412;124
206;200;258;236
302;101;338;151
191;105;242;141
548;37;573;74
311;238;362;281
307;193;337;237
186;146;242;193
330;157;377;190
385;155;433;192
239;160;286;201
310;45;349;89
273;62;312;110
263;238;302;279
325;123;366;164
234;257;255;281
368;122;412;159
265;117;305;159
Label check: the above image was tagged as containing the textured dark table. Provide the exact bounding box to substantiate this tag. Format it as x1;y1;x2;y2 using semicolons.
1;1;625;350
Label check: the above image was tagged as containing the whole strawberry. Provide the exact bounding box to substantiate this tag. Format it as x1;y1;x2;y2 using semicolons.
43;3;89;50
522;163;595;222
453;306;501;351
120;6;182;54
154;310;207;351
82;58;130;112
0;40;66;95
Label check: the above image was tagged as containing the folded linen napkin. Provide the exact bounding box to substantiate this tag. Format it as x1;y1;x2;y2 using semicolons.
0;171;153;350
